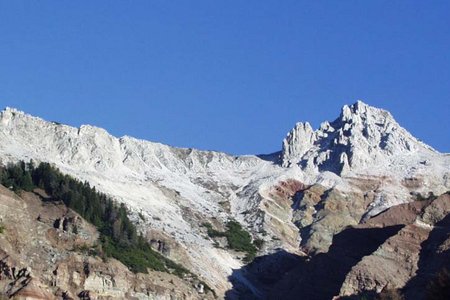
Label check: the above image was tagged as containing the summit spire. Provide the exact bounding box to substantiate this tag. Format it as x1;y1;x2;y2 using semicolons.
281;101;436;174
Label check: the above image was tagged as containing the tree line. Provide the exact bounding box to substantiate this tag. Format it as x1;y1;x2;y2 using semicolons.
0;160;188;276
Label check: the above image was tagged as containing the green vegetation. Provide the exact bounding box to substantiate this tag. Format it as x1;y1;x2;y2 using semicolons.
412;191;438;201
253;238;264;249
226;220;257;260
0;161;34;192
202;222;225;238
0;161;188;276
0;224;5;234
203;220;259;262
72;244;101;257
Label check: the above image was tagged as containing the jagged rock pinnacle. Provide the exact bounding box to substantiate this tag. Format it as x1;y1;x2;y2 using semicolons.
281;101;436;174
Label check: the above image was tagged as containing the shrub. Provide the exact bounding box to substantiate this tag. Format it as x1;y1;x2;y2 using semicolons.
202;222;225;238
225;221;256;254
253;238;264;249
203;220;259;262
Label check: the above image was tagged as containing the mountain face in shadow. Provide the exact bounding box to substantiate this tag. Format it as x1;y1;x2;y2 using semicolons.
403;214;450;299
225;250;303;300
226;225;404;300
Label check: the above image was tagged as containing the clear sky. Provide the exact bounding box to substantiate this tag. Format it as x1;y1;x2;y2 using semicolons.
1;1;449;154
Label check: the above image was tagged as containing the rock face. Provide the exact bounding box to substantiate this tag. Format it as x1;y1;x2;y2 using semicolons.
282;101;437;174
283;101;449;218
341;195;450;299
0;101;449;299
0;186;210;300
259;193;450;300
292;184;369;254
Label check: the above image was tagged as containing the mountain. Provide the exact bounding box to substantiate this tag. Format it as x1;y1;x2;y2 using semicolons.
282;101;449;217
282;100;437;173
0;101;448;299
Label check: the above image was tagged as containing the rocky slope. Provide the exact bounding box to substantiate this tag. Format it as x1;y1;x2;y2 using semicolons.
262;192;450;300
0;101;449;299
0;185;210;299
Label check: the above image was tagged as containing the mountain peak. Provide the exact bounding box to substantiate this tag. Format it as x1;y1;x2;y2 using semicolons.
2;106;24;117
281;101;436;174
1;107;43;124
339;100;392;123
1;107;29;127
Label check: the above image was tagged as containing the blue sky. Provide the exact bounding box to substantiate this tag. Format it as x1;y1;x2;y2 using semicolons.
1;1;449;154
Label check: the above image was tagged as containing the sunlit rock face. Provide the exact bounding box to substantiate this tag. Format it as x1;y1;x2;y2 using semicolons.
282;100;437;175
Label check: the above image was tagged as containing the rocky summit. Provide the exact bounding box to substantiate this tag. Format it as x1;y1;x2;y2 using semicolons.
282;101;436;173
0;101;448;299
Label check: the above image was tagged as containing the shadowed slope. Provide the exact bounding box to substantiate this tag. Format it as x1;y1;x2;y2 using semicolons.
226;225;404;299
403;214;450;299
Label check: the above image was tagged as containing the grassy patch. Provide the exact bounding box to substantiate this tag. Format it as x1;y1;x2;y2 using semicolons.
202;220;259;262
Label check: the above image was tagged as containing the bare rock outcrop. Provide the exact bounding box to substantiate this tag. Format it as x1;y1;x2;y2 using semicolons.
281;101;437;174
0;186;212;299
343;194;450;298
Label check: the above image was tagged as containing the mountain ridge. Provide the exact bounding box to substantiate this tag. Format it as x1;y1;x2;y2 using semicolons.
0;101;449;298
3;100;445;159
